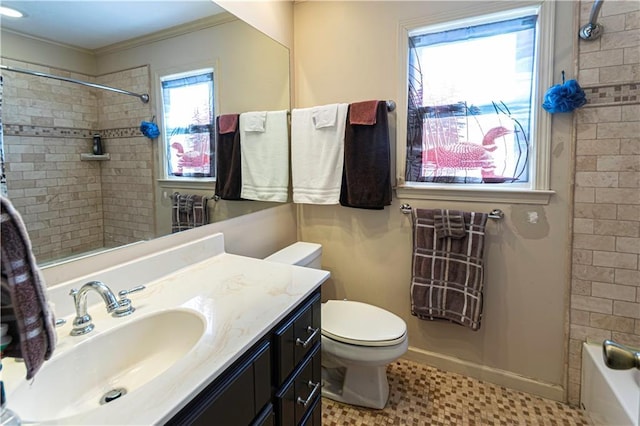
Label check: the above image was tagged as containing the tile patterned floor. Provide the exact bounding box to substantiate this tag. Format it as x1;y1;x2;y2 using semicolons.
322;359;592;425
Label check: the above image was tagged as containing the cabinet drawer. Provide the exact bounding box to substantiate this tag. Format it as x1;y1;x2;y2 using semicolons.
273;293;321;386
275;343;321;426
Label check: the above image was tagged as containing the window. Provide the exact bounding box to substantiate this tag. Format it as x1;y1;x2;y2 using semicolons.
399;4;555;203
161;70;215;179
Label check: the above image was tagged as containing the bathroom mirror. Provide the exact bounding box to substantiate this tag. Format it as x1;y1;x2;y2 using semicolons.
0;1;290;266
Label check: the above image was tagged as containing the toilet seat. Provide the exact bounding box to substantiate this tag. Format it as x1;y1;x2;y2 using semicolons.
321;300;407;347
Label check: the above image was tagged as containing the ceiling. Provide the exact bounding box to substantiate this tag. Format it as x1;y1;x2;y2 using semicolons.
0;1;226;50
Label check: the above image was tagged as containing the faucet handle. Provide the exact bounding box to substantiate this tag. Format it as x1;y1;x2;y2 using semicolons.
117;285;146;298
113;285;146;317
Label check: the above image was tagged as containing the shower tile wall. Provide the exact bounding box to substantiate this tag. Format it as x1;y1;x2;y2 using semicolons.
95;67;154;249
2;59;103;263
568;0;640;406
1;60;154;264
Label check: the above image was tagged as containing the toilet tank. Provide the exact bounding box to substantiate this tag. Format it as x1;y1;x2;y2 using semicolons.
264;242;322;269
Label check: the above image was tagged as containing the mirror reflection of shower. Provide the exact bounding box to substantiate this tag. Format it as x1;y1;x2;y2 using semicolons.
579;0;604;41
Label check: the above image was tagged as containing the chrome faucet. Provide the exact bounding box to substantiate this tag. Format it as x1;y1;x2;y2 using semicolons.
603;339;640;370
69;281;146;336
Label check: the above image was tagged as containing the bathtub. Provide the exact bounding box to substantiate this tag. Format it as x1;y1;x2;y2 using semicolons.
581;342;639;426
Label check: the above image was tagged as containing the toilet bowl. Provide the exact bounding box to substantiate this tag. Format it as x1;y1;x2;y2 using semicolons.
264;242;408;409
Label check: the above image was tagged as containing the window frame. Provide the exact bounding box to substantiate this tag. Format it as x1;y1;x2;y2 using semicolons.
156;65;218;185
396;1;555;205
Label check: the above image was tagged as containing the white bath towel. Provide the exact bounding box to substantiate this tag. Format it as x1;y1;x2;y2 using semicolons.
240;110;289;202
291;103;348;204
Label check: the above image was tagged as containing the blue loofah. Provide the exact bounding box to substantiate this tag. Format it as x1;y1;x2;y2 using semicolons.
542;72;587;114
140;121;160;139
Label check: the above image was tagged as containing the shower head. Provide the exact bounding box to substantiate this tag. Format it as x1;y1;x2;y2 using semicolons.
602;339;640;370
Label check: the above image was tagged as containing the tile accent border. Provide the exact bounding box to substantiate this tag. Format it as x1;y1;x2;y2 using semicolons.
100;127;146;139
3;124;92;138
583;83;639;107
3;124;144;139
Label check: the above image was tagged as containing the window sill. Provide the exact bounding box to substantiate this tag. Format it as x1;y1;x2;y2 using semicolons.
395;184;554;205
158;178;215;191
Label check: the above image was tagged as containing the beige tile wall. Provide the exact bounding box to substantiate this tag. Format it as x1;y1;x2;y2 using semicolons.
1;61;154;263
569;0;640;406
96;67;155;248
2;60;104;263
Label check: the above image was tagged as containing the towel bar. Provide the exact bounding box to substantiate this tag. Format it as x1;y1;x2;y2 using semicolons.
400;204;503;220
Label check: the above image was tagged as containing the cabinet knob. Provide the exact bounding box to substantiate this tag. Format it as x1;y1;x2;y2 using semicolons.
296;380;321;407
295;326;319;348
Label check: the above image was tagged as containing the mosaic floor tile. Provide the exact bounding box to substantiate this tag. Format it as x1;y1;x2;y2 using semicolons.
322;359;592;425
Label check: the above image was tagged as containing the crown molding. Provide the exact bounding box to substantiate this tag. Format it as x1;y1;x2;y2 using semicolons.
94;12;238;56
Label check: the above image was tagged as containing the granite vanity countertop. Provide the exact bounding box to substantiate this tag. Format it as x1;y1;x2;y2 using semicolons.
3;244;330;425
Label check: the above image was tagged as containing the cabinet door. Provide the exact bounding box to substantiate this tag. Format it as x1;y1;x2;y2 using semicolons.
167;340;270;426
254;344;272;414
191;367;255;426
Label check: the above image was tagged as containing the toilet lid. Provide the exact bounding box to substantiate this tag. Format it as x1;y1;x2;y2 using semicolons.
321;300;407;347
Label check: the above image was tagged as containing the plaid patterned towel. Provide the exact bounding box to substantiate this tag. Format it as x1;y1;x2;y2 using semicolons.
433;209;466;239
411;208;489;330
171;193;209;233
1;196;56;379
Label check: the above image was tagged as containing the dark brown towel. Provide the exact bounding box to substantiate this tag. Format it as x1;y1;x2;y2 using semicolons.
433;209;466;239
172;193;208;233
349;100;379;125
215;114;243;200
411;208;489;330
339;101;392;210
1;196;56;379
218;114;238;134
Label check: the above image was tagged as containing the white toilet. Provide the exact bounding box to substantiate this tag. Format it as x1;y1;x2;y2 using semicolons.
265;242;408;409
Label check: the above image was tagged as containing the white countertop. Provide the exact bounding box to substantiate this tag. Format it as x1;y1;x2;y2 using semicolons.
3;233;329;425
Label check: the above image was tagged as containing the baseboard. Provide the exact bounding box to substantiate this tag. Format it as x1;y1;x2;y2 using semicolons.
403;346;565;403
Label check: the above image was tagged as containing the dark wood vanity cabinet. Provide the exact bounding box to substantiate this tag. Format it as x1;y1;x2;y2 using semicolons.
166;290;322;426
